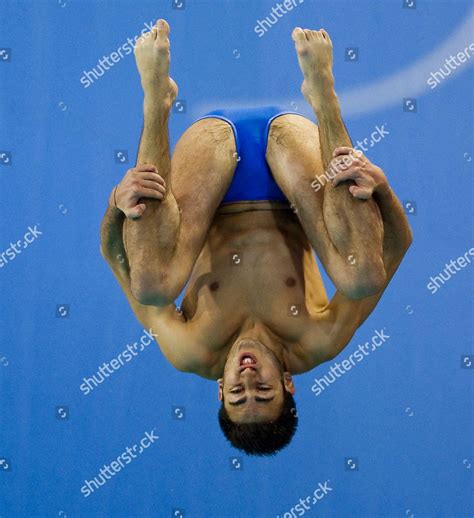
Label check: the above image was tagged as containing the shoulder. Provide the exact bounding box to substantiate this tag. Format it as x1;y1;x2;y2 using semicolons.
287;338;334;375
290;309;344;373
147;307;224;378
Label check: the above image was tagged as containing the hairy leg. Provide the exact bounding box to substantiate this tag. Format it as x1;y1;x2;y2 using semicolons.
124;117;237;305
123;19;236;305
266;29;385;299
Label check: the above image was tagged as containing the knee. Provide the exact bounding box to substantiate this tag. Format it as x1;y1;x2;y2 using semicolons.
131;271;179;307
337;264;386;300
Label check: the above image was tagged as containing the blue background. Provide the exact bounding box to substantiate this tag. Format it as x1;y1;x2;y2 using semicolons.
0;0;472;517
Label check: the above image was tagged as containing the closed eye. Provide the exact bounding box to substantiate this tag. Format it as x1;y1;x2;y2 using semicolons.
228;396;275;406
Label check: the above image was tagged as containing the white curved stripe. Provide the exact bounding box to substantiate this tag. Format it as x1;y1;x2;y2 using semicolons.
338;6;474;117
193;7;474;119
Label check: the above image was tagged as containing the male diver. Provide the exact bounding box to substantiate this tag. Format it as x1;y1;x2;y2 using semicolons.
100;19;412;455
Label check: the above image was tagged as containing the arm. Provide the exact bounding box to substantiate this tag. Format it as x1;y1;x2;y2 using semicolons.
100;195;210;374
300;152;413;365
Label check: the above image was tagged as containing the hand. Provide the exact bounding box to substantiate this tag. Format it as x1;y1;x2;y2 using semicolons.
110;164;166;220
329;147;388;199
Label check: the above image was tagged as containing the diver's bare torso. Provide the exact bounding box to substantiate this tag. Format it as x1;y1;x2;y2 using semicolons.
178;202;329;379
100;20;412;384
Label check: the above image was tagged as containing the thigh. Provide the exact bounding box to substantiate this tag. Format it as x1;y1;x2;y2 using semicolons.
171;117;237;255
124;117;237;293
266;114;384;293
266;114;331;261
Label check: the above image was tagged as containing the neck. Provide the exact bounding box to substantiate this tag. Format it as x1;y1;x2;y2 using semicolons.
235;319;287;368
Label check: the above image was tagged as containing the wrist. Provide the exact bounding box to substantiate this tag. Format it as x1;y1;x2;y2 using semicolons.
374;179;390;197
109;186;119;209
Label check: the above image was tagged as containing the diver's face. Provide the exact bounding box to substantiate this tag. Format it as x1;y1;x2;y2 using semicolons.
218;339;294;423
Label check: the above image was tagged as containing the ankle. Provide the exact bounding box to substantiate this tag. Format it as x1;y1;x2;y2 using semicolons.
144;94;172;113
308;90;341;120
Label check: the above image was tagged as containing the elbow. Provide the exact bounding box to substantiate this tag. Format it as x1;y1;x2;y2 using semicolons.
100;246;113;264
406;227;414;249
337;264;387;300
130;272;179;307
339;282;384;300
100;245;118;267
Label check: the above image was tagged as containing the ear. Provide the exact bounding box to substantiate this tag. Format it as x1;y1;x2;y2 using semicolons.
283;372;296;395
217;378;224;401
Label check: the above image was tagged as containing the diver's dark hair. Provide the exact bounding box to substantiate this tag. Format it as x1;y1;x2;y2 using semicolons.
218;390;298;456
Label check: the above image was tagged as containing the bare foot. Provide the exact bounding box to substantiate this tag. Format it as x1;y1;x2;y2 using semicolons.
134;19;178;108
292;27;335;109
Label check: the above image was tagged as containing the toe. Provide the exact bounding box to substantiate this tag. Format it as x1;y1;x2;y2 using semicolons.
292;27;306;42
155;19;170;50
304;29;313;40
321;28;332;44
156;18;170;35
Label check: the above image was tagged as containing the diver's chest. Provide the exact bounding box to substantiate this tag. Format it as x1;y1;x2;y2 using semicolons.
181;246;309;342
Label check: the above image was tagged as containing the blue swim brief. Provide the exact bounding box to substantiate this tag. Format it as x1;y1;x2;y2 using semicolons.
193;105;311;205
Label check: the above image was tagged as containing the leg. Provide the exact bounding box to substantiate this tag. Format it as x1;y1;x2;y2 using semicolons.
124;19;236;305
125;118;237;305
267;30;385;299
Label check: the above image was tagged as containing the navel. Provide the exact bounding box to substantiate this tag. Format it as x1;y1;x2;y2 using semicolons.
285;277;297;287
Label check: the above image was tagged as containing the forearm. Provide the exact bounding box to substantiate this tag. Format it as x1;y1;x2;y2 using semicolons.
100;200;129;274
373;183;413;273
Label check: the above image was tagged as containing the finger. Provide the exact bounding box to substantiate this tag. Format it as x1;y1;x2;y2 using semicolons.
349;185;371;200
133;187;164;200
135;164;158;173
127;203;147;220
330;155;355;170
332;146;361;158
136;171;166;186
139;179;166;193
333;147;367;164
332;146;354;157
332;168;359;186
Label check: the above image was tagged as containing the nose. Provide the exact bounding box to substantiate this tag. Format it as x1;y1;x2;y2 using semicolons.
241;369;258;388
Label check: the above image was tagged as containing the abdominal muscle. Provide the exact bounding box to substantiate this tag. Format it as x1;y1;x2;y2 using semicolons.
180;206;329;354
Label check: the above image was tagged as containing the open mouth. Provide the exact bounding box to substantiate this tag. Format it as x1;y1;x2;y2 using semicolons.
239;352;257;371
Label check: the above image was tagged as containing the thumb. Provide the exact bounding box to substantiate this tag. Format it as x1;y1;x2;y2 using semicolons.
349;185;371;200
127;203;147;220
